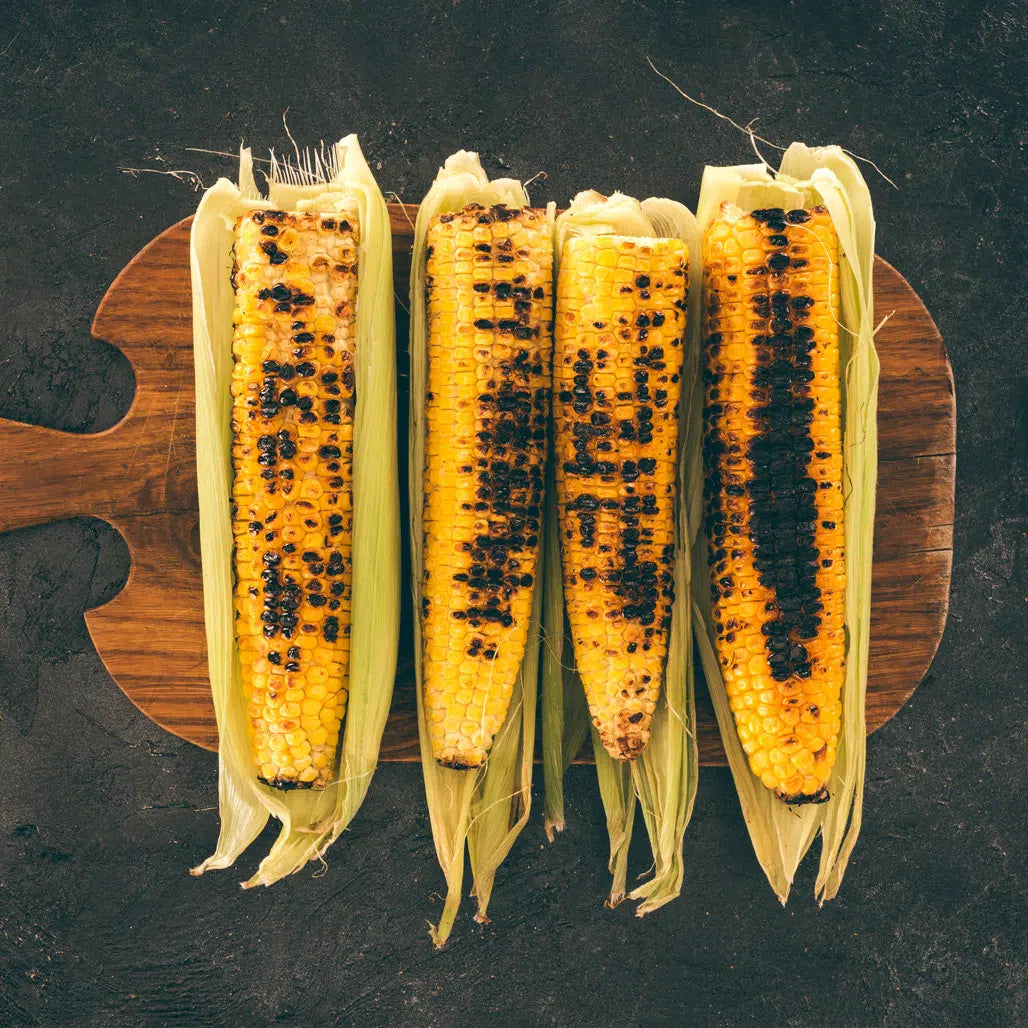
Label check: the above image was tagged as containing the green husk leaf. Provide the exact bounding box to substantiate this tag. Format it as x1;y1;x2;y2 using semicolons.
591;725;635;905
408;152;552;946
190;135;400;885
691;144;878;902
541;469;591;841
541;191;701;913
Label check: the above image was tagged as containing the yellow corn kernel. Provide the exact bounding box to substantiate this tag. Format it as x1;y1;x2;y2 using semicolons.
702;204;844;804
230;205;359;790
554;234;688;760
421;203;553;769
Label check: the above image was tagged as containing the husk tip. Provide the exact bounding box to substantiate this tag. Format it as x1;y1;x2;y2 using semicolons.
816;879;840;907
605;890;625;909
543;817;565;843
629;886;680;919
633;897;662;918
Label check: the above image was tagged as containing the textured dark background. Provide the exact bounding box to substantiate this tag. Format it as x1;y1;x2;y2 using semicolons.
1;1;1025;1025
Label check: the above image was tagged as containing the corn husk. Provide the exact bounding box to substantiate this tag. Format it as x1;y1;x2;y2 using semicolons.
190;135;400;886
692;144;878;902
541;191;701;913
408;152;553;946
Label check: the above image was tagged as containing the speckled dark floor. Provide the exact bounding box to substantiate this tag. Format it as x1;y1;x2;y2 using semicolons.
1;2;1025;1026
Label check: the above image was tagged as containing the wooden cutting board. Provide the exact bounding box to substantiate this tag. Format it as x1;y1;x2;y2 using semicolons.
0;207;954;763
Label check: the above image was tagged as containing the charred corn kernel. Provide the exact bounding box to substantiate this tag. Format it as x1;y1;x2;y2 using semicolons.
554;234;688;760
702;204;845;804
230;205;359;790
421;203;553;768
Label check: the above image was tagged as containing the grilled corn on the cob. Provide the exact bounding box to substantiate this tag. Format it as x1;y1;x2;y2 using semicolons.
231;205;359;789
421;203;553;769
554;234;688;759
702;204;844;804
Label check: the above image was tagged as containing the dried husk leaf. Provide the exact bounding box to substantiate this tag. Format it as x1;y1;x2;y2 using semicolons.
691;144;878;902
408;152;552;946
190;135;400;886
542;191;701;913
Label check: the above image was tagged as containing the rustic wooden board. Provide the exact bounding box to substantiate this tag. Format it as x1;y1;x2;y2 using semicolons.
0;208;954;763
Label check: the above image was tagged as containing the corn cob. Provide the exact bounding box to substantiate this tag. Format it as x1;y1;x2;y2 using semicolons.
230;206;359;789
702;204;845;804
554;235;688;759
421;203;553;769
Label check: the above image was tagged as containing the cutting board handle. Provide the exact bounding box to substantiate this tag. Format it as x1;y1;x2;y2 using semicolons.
0;419;129;532
0;218;200;535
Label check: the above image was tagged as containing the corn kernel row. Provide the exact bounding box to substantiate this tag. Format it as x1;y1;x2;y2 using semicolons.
231;206;359;789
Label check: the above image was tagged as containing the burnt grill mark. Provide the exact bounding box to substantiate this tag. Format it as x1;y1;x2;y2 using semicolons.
436;208;549;639
261;240;289;265
733;217;823;679
231;211;360;737
559;267;681;634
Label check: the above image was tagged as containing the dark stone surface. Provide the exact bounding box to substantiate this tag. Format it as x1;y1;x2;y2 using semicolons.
1;1;1024;1025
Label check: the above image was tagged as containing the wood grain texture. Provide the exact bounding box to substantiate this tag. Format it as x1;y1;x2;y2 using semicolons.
0;210;954;763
